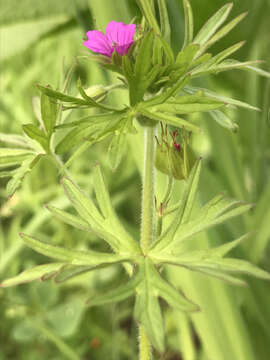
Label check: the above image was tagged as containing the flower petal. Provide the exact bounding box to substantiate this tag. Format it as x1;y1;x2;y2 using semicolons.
106;21;136;51
83;30;113;57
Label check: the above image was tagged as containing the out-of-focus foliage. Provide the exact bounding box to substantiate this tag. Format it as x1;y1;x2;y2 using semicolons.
1;0;270;359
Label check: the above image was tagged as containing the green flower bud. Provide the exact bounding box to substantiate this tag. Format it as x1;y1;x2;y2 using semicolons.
155;125;197;180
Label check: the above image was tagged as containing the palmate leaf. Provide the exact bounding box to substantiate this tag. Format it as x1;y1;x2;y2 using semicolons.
0;133;33;149
0;148;35;168
92;165;140;253
193;3;233;47
108;131;126;170
143;75;191;107
139;108;200;132
150;99;224;114
19;233;132;266
166;201;252;252
191;59;264;77
0;263;64;287
6;154;43;197
134;258;199;352
45;205;92;232
55;112;125;154
23;124;49;152
86;270;142;307
184;85;260;112
150;234;270;285
195;11;248;58
176;43;199;67
152;159;202;252
61;174;140;253
152;184;252;254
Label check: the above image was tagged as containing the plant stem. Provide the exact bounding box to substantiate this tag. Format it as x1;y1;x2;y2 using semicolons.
156;176;174;237
139;125;156;360
139;325;152;360
140;125;156;254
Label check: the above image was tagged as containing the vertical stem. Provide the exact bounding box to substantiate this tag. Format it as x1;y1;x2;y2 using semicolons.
139;125;156;360
139;325;152;360
140;125;156;254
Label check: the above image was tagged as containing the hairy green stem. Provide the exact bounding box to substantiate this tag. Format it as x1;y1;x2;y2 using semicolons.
139;125;156;360
140;125;156;254
156;176;174;237
139;325;152;360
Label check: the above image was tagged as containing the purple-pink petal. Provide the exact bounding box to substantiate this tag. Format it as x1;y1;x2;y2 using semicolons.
83;30;113;57
106;21;136;53
83;22;136;57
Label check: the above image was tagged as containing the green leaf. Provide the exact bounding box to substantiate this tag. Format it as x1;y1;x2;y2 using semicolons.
209;110;238;132
135;31;155;79
76;78;118;112
139;108;200;133
157;0;171;44
245;65;270;78
190;53;212;68
200;11;248;54
55;112;124;154
0;148;34;168
193;3;233;46
208;41;246;66
37;84;88;105
86;271;141;307
191;59;263;77
156;35;174;64
156;252;270;282
165;201;253;252
182;0;194;48
122;55;134;81
61;176;132;252
136;0;161;35
0;133;32;149
148;259;200;312
184;85;260;112
108;132;126;171
152;159;201;252
56;142;91;174
23;124;49;152
0;170;16;178
208;233;250;257
19;233;131;266
41;88;57;136
134;258;199;351
0;263;63;287
134;260;165;352
143;75;190;107
55;123;97;154
45;204;92;232
176;43;199;66
194;268;247;286
152;100;224;114
92;165;140;253
53;265;94;283
92;164;117;220
6;154;43;197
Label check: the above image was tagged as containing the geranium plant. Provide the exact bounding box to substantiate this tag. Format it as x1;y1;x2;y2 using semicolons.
1;1;270;358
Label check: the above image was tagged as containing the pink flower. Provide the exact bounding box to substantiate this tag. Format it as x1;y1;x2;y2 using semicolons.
83;21;136;57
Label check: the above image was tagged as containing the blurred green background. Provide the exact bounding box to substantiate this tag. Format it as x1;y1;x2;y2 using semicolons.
1;0;270;359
